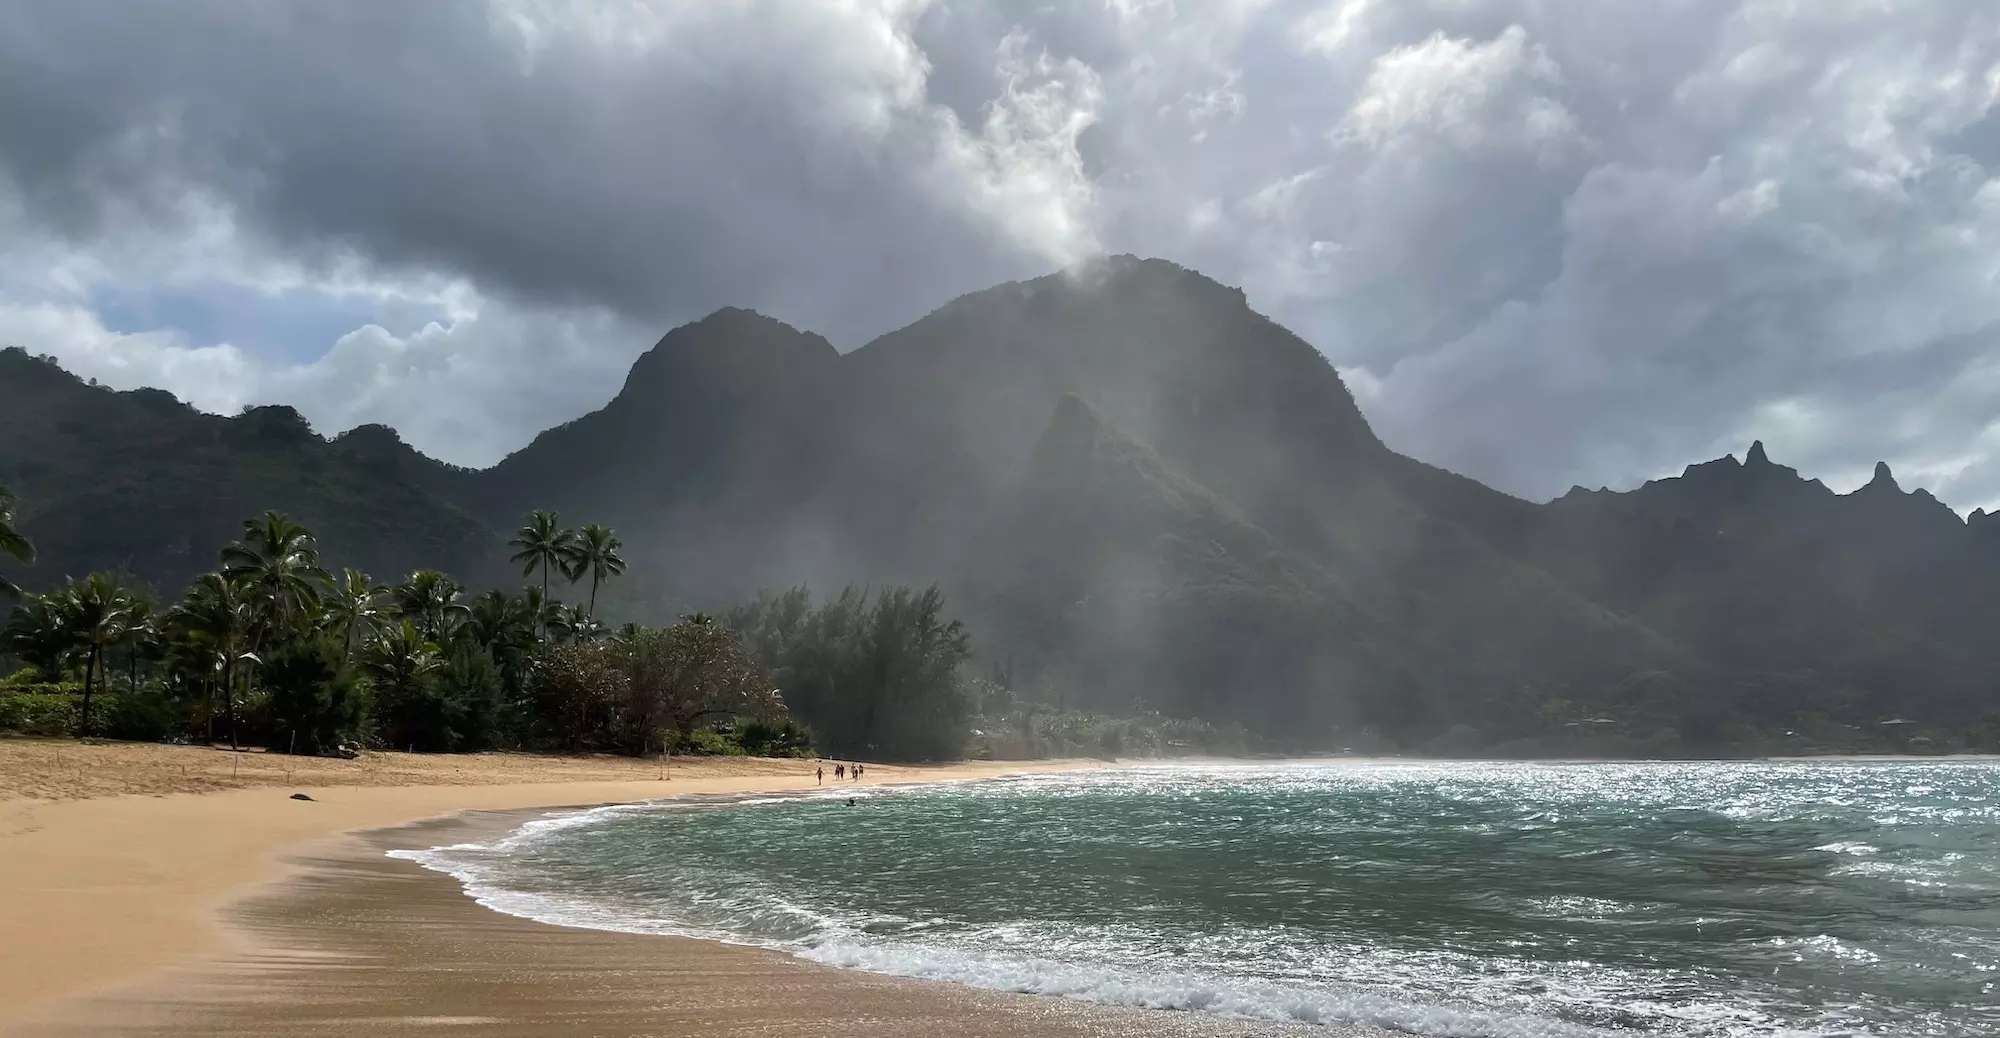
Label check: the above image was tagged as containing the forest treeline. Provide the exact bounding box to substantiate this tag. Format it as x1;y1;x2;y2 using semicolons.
0;487;1246;760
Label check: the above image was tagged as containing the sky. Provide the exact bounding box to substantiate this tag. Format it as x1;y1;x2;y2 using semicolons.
3;1;1999;512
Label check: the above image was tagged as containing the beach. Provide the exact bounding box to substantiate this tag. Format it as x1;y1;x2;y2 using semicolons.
0;741;1327;1037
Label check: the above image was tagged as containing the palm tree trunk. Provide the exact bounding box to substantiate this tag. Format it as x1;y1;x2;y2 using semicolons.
540;561;552;639
226;658;240;753
80;643;98;737
588;573;600;619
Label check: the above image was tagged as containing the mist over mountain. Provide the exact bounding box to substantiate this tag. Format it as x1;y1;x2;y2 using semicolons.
5;257;1995;752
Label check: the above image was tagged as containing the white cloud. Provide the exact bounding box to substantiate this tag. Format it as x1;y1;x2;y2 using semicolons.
1339;26;1579;157
1294;0;1377;55
260;303;643;464
0;301;253;414
934;28;1106;265
0;268;641;468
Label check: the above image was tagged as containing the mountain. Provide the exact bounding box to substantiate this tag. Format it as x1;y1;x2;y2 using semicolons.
4;256;1996;751
471;307;849;606
963;392;1422;735
1526;446;2000;729
0;348;497;596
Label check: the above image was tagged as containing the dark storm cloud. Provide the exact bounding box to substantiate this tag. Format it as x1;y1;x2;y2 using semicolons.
1;0;1998;506
0;0;1070;346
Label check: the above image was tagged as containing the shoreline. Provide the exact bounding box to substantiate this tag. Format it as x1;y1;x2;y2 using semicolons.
0;751;1107;1033
8;745;1991;1036
12;803;1334;1038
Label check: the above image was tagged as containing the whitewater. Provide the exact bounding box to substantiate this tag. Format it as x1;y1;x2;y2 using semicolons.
390;761;2000;1037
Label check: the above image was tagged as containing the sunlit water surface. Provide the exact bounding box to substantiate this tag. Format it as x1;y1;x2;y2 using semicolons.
395;761;2000;1037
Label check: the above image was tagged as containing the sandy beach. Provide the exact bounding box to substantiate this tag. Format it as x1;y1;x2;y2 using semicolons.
0;740;1336;1037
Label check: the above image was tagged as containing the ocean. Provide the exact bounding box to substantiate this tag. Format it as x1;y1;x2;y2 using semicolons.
392;760;2000;1037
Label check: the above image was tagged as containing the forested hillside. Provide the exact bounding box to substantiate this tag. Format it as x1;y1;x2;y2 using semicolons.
6;257;1997;754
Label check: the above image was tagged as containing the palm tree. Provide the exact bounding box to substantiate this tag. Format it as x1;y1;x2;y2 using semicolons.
3;592;70;679
322;568;387;667
546;603;603;645
517;585;560;636
392;569;468;644
0;486;33;598
362;619;443;702
465;589;538;706
508;510;578;636
168;573;258;750
465;590;531;653
220;512;327;644
60;574;136;736
570;524;626;619
121;596;155;694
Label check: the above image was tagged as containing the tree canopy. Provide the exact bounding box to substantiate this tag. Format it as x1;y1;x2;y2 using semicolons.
0;486;32;598
2;509;842;758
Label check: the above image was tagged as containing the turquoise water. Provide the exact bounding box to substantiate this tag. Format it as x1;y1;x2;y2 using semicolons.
396;761;2000;1036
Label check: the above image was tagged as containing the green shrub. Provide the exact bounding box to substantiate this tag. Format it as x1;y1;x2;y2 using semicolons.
0;684;81;735
678;726;749;756
0;682;189;741
668;720;817;758
735;719;816;758
99;688;186;742
261;637;369;754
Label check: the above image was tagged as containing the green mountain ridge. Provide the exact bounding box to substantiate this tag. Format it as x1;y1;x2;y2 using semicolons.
0;349;496;594
5;255;1996;750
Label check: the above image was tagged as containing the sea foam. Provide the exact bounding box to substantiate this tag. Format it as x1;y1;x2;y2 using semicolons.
385;761;2000;1038
391;803;1610;1038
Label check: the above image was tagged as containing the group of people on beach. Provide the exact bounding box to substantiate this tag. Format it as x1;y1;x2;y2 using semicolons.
815;762;865;784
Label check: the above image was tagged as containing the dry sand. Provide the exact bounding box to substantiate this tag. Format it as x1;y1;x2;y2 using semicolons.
0;736;826;802
0;740;1335;1037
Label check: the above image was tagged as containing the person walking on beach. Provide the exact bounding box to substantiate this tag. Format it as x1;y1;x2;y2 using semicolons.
835;763;845;780
854;763;864;780
816;765;823;785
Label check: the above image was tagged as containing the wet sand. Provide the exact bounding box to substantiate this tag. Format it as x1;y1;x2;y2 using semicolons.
12;807;1330;1038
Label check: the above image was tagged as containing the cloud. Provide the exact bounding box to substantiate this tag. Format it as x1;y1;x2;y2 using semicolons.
0;266;643;468
1;0;1998;509
1338;26;1578;155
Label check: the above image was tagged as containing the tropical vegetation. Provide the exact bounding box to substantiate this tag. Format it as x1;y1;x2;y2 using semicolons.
0;495;1002;760
0;485;31;599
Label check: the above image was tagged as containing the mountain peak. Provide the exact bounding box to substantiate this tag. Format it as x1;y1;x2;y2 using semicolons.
336;423;406;448
0;345;87;392
1745;440;1770;466
664;306;835;352
1865;461;1899;492
694;305;785;327
620;307;839;397
231;403;317;443
1680;454;1742;479
1079;253;1250;306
